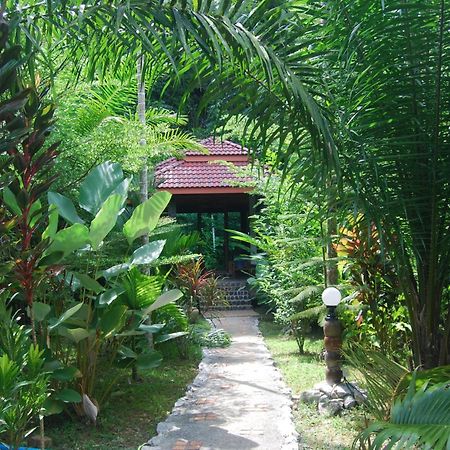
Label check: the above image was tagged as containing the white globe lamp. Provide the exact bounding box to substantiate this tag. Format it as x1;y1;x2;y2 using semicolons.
322;287;342;307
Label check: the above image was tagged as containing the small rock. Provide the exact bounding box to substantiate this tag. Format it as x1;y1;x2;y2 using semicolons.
343;395;358;409
331;383;352;399
318;398;343;416
315;381;334;396
299;389;322;405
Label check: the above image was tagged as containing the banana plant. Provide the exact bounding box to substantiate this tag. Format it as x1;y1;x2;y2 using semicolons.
33;161;185;417
33;273;184;415
45;160;171;271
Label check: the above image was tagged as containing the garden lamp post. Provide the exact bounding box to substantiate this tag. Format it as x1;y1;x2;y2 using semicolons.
322;287;343;385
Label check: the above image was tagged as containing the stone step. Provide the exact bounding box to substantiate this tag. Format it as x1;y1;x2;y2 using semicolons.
215;279;253;310
211;304;253;311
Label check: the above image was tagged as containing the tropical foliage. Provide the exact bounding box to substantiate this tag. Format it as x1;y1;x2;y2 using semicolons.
51;80;202;193
323;0;450;370
0;0;449;447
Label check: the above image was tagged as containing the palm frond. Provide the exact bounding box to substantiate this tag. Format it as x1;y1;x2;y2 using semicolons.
120;268;165;310
145;107;188;127
145;128;205;155
9;0;336;167
354;375;450;450
301;0;450;367
344;344;409;421
74;81;138;135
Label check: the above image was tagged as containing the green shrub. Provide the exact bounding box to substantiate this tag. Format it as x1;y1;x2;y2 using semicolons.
0;312;49;449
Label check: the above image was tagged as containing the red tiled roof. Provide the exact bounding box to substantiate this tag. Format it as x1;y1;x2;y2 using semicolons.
186;137;247;156
155;138;251;192
156;160;248;189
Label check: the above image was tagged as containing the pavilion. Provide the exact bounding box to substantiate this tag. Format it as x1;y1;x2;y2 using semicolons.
155;137;253;274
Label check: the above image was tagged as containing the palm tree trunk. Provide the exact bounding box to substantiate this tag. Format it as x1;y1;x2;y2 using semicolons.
137;54;148;209
136;54;154;350
326;176;338;286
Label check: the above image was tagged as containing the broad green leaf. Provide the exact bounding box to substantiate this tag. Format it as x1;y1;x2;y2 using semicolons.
57;327;94;343
154;332;188;344
118;345;137;359
48;191;84;224
72;273;104;294
99;304;127;336
136;351;163;370
102;263;130;279
145;289;183;314
79;161;124;214
3;187;21;215
138;323;165;333
48;303;84;331
89;193;124;250
44;360;63;372
30;302;51;322
396;365;450;396
46;223;89;257
38;251;64;267
123;191;171;245
42;206;59;241
63;271;81;291
115;330;146;337
51;366;82;381
0;261;14;276
113;177;132;200
55;388;82;403
43;398;64;416
129;240;166;266
98;287;125;306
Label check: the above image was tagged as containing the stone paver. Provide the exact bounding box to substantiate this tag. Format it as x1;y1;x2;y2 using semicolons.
143;312;298;450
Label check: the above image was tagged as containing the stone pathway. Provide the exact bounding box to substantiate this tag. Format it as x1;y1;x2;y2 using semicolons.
143;311;298;450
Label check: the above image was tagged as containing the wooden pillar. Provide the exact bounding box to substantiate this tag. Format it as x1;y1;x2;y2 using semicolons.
248;195;257;265
240;210;248;233
197;213;202;232
168;202;177;218
224;211;230;273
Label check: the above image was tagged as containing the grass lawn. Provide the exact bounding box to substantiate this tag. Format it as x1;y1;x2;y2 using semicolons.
259;317;366;450
46;351;201;450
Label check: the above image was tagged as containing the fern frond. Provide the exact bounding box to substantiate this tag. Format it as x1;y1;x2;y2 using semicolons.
290;305;325;322
290;285;322;304
153;303;188;333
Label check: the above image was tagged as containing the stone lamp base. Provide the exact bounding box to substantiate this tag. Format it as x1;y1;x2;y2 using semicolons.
299;380;367;416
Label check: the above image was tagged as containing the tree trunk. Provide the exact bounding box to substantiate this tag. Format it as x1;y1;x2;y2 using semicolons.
137;54;148;209
326;215;338;286
136;54;153;350
326;176;338;286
